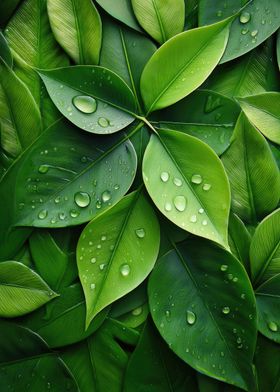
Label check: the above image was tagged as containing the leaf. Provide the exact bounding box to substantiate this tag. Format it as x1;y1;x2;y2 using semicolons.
140;18;231;114
47;0;102;64
39;65;137;134
222;113;280;224
199;0;244;26
220;0;280;63
277;30;280;69
0;261;58;317
124;318;197;392
131;0;185;44
0;0;21;26
228;213;251;273
0;58;42;160
20;283;108;348
238;92;280;145
95;0;141;32
0;320;78;392
142;129;231;248
148;239;257;391
77;190;160;327
0;119;137;259
158;89;240;155
255;274;280;343
0;31;12;67
250;209;280;286
62;318;139;392
184;0;199;30
99;15;156;110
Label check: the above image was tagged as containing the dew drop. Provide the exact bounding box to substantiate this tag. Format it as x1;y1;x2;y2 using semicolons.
59;212;66;220
120;264;130;277
191;174;202;184
114;184;120;190
202;183;211;191
70;209;79;218
190;215;197;223
38;209;48;220
99;263;106;271
220;264;228;272
72;95;97;114
202;219;208;226
222;306;230;315
251;29;258;37
91;257;96;264
132;307;142;316
198;208;204;214
98;117;109;128
90;283;96;290
239;11;251;24
101;190;111;202
101;235;106;241
135;228;145;238
38;164;49;174
186;310;196;325
74;192;91;207
268;321;278;332
164;202;172;212
174;195;186;212
160;171;169;182
173;177;182;187
241;28;248;35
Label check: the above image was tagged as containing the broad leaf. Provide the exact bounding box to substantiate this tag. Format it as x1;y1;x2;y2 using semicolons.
77;190;160;327
221;0;280;63
148;239;257;391
222;113;280;224
47;0;102;64
256;274;280;343
0;261;58;317
142;129;230;248
238;92;280;145
199;0;244;25
0;119;137;259
140;18;231;114
0;59;42;160
131;0;185;44
0;320;78;392
158;90;240;155
250;209;280;286
0;31;12;67
124;318;197;391
21;283;108;348
228;213;251;273
40;66;137;134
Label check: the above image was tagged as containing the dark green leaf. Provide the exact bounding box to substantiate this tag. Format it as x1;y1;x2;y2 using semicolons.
0;31;12;67
199;0;244;26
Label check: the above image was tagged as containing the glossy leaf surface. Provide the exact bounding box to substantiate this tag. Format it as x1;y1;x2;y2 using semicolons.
96;0;141;31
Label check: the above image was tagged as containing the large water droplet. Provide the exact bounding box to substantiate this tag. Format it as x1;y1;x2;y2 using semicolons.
101;190;111;202
120;264;130;277
160;171;169;182
135;228;145;238
173;177;182;187
191;174;202;184
38;209;48;220
222;306;230;315
72;95;97;114
268;321;278;332
239;11;251;24
98;117;109;128
38;164;49;174
74;192;91;208
174;195;186;212
186;310;196;325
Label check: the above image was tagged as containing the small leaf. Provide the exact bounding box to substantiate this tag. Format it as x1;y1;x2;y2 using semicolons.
77;190;160;327
39;66;137;134
238;92;280;145
142;129;230;248
47;0;102;64
0;261;58;317
131;0;185;44
148;239;257;391
140;18;231;114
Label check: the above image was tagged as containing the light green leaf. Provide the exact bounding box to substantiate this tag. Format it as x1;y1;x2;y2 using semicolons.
148;239;257;391
47;0;102;64
131;0;185;44
221;0;280;63
39;66;137;134
0;59;42;160
228;213;251;273
142;129;230;248
0;261;58;317
238;92;280;145
140;18;231;114
77;190;160;327
222;113;280;224
250;209;280;286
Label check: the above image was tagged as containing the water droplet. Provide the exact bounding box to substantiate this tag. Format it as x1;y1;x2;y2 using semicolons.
222;306;230;315
216;10;222;17
239;11;251;24
81;156;88;163
96;200;102;209
135;228;145;238
160;171;169;182
191;174;202;184
202;220;208;226
99;263;106;271
198;208;204;214
268;321;278;332
190;215;197;223
174;195;186;212
74;192;91;208
38;164;49;174
186;310;196;325
220;264;228;272
132;307;142;316
202;183;211;191
120;264;130;277
241;293;246;299
165;202;172;212
227;273;233;280
241;28;248;35
38;209;48;220
59;212;66;220
173;177;182;187
101;235;106;241
101;190;111;202
70;209;79;218
98;117;109;128
72;95;97;114
90;283;96;290
165;310;171;319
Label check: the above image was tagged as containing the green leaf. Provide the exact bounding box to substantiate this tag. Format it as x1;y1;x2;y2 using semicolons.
221;0;280;63
77;190;160;327
0;119;137;259
140;18;231;114
0;320;78;392
148;239;257;391
222;113;280;224
238;92;280;145
255;274;280;343
124;318;197;392
184;0;199;30
39;65;137;134
47;0;102;64
0;261;58;317
158;90;240;155
250;209;280;286
199;0;244;26
0;31;12;67
142;129;230;248
0;58;42;160
228;213;251;273
20;283;108;348
131;0;185;44
62;318;139;392
100;15;156;110
277;30;280;69
95;0;141;32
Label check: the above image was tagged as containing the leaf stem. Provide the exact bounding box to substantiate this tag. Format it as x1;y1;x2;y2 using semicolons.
134;115;158;134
